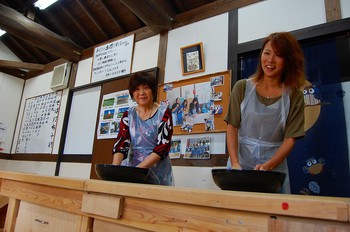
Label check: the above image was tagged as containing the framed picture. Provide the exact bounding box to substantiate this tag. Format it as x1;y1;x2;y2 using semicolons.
180;42;205;76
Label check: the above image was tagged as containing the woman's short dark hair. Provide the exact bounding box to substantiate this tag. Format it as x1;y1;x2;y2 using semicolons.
128;71;158;101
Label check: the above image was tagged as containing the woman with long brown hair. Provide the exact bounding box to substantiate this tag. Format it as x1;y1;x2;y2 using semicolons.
225;32;306;193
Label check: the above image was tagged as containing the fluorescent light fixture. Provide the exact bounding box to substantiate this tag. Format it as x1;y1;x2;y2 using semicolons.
0;29;6;37
34;0;58;10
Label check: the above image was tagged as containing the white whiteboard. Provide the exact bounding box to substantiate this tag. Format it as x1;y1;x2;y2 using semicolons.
16;91;62;153
91;34;135;83
63;86;101;154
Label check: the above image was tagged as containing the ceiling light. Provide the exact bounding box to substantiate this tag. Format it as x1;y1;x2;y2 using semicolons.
0;29;6;37
34;0;58;10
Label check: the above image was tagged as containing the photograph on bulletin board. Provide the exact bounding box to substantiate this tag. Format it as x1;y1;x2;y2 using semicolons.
158;70;231;135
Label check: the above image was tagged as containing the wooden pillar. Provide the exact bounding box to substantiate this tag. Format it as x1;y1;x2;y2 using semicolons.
324;0;342;22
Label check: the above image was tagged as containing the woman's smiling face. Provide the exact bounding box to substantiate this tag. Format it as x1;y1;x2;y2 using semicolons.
261;41;285;79
133;84;153;106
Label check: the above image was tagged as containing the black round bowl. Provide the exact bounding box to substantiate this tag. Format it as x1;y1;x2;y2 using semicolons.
95;164;150;184
211;168;286;193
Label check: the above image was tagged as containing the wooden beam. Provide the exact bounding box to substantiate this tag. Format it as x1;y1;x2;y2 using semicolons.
75;0;109;40
324;0;342;22
0;67;27;79
0;4;82;62
0;60;44;71
120;0;174;33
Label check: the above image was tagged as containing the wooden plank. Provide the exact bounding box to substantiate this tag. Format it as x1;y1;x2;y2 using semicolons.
14;201;82;232
110;197;270;231
0;196;8;209
84;179;350;222
81;193;124;219
77;216;93;232
93;219;149;232
269;216;350;232
324;0;342;22
0;171;84;190
0;180;83;215
4;198;20;232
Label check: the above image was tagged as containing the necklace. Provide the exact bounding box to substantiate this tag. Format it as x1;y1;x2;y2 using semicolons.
257;80;282;99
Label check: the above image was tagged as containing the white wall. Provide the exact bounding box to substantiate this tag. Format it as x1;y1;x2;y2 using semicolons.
0;42;24;153
132;35;160;72
59;162;91;179
0;159;56;176
340;0;350;18
0;73;24;153
165;13;228;82
238;0;326;43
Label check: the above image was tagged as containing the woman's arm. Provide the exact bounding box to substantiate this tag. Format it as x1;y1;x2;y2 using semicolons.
255;137;295;171
112;152;124;165
226;123;241;169
112;111;130;164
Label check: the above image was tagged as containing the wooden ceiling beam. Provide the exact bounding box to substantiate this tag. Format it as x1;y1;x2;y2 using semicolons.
0;60;44;70
76;0;109;40
120;0;174;33
0;67;27;79
0;3;82;62
100;0;126;34
57;2;96;46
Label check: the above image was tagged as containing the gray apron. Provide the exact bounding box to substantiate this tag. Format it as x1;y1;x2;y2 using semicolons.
227;79;291;193
122;105;174;186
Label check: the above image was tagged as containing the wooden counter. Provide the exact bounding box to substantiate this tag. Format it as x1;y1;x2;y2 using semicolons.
0;170;349;231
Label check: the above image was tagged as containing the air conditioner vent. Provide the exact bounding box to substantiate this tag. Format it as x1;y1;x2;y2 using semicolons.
50;62;71;91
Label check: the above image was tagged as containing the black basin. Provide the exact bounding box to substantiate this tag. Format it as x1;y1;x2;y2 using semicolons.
95;164;150;184
212;168;286;193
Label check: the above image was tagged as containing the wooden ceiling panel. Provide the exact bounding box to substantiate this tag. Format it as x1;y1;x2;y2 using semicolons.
110;1;145;32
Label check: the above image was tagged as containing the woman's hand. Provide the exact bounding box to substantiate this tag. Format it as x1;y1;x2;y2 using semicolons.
136;152;161;169
254;163;270;171
230;160;242;170
136;163;148;169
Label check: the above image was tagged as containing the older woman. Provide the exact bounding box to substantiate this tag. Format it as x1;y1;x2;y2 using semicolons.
112;71;174;185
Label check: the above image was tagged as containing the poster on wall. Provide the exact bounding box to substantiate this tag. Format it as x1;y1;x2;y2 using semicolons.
97;90;136;139
15;91;62;154
91;34;135;83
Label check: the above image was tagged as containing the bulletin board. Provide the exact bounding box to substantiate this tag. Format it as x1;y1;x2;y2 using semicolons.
158;70;231;135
